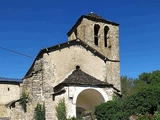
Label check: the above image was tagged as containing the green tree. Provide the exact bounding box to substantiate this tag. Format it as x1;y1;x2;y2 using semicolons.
138;70;160;86
121;70;160;100
132;78;147;94
122;86;160;119
121;76;133;100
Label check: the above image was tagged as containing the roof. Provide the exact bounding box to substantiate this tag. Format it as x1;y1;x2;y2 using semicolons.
24;39;120;78
0;77;22;83
87;12;106;20
54;68;114;92
67;12;119;36
60;69;111;86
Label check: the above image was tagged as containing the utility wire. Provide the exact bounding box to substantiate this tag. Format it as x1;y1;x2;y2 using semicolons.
0;46;35;59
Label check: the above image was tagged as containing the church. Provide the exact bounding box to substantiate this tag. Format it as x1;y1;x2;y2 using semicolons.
0;12;120;120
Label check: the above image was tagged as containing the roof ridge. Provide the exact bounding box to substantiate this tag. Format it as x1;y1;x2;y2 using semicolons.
87;12;105;20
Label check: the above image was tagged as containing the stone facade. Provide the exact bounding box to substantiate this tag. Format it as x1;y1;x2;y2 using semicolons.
0;13;120;120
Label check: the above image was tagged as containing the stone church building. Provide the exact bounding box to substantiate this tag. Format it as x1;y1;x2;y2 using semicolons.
0;13;120;120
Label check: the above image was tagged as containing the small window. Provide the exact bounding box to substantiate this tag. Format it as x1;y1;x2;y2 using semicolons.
74;28;77;38
76;65;80;70
104;26;109;47
94;24;100;45
8;87;10;91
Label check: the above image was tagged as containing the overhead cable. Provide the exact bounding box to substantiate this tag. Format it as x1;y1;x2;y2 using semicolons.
0;46;35;59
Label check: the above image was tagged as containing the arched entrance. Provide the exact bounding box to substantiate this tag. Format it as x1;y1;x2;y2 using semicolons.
76;89;105;117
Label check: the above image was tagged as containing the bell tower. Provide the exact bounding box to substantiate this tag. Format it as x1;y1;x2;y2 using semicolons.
67;12;119;61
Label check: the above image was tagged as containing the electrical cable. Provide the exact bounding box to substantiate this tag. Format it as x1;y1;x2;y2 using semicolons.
0;46;35;59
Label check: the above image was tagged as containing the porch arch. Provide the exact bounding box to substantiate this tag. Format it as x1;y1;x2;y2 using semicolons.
72;87;108;117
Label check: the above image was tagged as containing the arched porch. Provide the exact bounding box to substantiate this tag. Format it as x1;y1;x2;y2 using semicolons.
72;87;108;117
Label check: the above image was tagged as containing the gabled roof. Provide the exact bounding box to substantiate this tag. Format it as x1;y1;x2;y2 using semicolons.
67;12;119;36
24;39;120;78
0;77;22;83
54;68;113;92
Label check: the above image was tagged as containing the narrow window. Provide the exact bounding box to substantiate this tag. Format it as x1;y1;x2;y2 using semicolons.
74;28;77;38
104;26;109;47
94;24;100;45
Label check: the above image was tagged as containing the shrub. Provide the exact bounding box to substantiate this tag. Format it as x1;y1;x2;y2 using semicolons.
95;101;123;120
34;103;45;120
19;91;29;112
136;112;160;120
56;98;67;120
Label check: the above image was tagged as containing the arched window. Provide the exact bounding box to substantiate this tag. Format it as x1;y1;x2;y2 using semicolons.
94;24;100;45
104;26;109;47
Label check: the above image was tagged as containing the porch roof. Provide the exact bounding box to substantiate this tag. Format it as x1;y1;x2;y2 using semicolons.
60;69;110;86
53;68;119;92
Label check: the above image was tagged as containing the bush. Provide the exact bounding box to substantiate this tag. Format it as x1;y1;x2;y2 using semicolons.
95;101;123;120
56;98;67;120
19;91;29;112
136;112;160;120
34;103;45;120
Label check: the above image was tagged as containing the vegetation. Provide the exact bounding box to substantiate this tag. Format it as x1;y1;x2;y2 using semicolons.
95;101;123;120
19;91;29;112
56;98;67;120
122;86;160;119
95;70;160;120
34;103;45;120
136;112;160;120
55;98;84;120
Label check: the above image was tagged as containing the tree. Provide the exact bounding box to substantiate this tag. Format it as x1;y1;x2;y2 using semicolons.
95;70;160;120
121;76;133;100
121;70;160;100
132;78;147;94
122;86;160;119
138;70;160;86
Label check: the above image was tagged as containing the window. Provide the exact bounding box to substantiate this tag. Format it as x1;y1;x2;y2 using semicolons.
104;26;109;47
94;24;100;45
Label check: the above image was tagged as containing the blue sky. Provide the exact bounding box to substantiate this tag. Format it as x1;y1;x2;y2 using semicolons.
0;0;160;79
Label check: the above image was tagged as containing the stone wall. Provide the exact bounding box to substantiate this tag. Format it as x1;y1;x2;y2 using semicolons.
42;45;108;87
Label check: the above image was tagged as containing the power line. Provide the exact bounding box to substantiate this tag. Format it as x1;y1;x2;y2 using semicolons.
0;46;35;59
